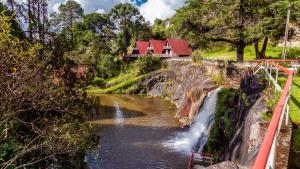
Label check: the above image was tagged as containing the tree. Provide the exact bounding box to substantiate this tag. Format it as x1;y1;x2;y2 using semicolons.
2;0;48;43
73;13;115;52
172;0;300;61
152;19;168;40
131;15;151;41
0;13;93;169
253;0;300;58
63;13;116;70
0;2;26;39
109;3;140;55
51;0;84;48
80;13;114;37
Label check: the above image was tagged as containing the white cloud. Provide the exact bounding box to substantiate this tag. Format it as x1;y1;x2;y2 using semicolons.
48;0;186;23
96;8;106;14
51;0;89;13
53;3;62;13
138;0;185;24
49;0;132;13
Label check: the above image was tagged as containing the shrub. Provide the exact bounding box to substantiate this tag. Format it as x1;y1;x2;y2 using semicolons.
262;111;272;121
135;56;161;74
91;77;106;86
97;54;121;78
192;50;203;62
212;71;224;85
286;48;300;59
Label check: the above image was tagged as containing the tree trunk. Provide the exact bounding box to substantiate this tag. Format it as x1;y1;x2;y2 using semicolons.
254;41;259;58
260;37;268;58
70;19;74;49
237;44;245;62
28;0;33;41
254;37;268;59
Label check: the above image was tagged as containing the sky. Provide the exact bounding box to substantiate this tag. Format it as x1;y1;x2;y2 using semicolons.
49;0;186;24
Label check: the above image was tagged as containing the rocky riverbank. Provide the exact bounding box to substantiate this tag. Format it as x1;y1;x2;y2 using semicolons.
133;60;217;126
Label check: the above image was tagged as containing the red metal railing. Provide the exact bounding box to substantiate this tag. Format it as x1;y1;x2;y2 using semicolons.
187;152;194;169
253;59;299;169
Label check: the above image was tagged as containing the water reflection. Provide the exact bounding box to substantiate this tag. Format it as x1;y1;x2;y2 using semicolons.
114;102;124;126
86;94;188;169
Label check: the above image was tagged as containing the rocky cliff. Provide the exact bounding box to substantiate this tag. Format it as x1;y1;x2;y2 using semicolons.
223;74;268;166
134;60;217;126
201;74;269;169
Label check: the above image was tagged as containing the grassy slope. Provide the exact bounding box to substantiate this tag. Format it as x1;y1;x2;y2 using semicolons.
289;76;300;125
199;45;282;61
278;75;300;125
86;69;146;94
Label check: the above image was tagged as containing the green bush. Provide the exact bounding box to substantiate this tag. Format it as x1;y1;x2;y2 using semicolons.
192;55;203;63
286;48;300;59
135;56;161;74
97;54;121;78
91;77;106;86
262;111;272;121
212;70;224;85
192;50;204;62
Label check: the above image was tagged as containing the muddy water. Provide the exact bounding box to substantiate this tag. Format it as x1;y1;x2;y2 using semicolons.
85;94;189;169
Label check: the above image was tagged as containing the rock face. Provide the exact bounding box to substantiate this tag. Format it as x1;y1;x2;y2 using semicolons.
194;161;242;169
135;60;217;126
223;74;269;166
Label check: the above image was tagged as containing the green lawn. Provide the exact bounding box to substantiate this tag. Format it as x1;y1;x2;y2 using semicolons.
283;75;300;169
278;75;300;125
197;45;282;61
289;76;300;125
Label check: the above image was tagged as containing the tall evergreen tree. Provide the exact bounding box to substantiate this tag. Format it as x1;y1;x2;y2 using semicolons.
109;3;141;55
51;0;84;48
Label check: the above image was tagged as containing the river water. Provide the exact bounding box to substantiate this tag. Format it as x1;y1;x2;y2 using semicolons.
85;90;219;169
85;94;188;169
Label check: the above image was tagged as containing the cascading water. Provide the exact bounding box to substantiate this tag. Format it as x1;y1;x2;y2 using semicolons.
163;88;221;154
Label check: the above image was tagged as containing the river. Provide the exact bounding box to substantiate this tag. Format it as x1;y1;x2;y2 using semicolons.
85;94;189;169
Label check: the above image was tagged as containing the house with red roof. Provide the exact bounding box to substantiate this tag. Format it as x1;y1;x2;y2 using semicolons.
162;38;192;57
132;41;149;56
129;38;192;57
147;40;165;55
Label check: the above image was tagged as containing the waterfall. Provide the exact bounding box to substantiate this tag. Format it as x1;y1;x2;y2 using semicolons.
163;88;221;154
114;102;124;125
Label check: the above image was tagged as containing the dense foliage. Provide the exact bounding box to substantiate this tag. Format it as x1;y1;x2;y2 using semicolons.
135;56;162;74
0;13;94;169
88;56;162;93
96;54;122;78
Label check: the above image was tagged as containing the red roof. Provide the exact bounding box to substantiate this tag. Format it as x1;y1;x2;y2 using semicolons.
149;40;165;54
166;38;192;56
135;41;149;55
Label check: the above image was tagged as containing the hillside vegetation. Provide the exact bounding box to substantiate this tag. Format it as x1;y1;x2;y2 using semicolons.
87;57;162;94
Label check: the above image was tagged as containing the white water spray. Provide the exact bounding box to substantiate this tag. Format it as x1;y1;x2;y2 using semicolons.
163;88;221;154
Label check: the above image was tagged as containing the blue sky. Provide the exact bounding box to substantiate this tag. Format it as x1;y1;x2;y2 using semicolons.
49;0;186;24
